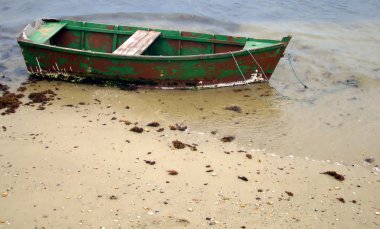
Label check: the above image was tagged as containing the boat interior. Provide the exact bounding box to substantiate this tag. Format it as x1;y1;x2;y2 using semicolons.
24;19;283;56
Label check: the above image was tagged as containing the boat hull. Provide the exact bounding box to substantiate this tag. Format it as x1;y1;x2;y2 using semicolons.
18;19;290;89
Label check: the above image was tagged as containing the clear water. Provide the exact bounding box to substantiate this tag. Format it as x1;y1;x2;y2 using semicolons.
1;0;380;164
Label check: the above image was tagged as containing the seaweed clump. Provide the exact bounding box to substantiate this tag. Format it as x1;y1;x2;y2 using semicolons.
321;171;345;181
0;93;24;115
220;136;235;142
0;83;10;92
172;140;186;149
26;89;57;110
147;122;160;127
225;105;242;113
130;126;144;133
28;89;56;104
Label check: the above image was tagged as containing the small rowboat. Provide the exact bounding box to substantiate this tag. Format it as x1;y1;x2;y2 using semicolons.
17;18;291;89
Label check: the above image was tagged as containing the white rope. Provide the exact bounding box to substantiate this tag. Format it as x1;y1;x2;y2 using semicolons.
230;51;249;85
246;49;268;81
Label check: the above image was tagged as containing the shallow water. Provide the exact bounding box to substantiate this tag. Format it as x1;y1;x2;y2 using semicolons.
1;1;380;164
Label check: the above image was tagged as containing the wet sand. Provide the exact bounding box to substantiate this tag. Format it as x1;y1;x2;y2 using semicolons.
1;81;379;228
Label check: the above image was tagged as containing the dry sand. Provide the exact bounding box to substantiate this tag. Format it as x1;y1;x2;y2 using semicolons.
1;81;379;228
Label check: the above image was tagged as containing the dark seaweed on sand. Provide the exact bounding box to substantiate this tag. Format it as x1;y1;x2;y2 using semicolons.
147;122;160;127
337;197;345;203
28;89;56;104
221;136;235;142
225;105;242;113
167;170;178;175
238;176;248;182
321;171;345;181
0;93;24;115
172;140;186;149
285;191;294;197
144;160;156;165
0;83;10;92
130;126;144;133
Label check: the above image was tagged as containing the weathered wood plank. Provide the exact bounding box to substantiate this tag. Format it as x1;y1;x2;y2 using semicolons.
28;22;67;44
113;30;161;55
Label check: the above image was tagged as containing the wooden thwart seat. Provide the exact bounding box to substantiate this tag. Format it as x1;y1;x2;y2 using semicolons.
113;30;161;55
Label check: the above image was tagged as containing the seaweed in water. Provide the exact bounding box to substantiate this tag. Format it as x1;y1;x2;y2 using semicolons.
172;140;186;149
321;171;345;181
130;126;144;133
225;105;242;113
220;136;235;142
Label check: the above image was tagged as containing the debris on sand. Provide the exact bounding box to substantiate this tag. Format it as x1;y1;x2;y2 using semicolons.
130;126;144;133
120;120;132;125
169;123;187;131
220;136;235;142
225;105;242;113
211;130;217;135
2;126;6;131
337;197;345;203
16;86;27;92
238;176;248;182
167;170;178;175
0;83;10;92
147;122;160;127
109;195;118;200
285;191;294;197
321;171;345;181
119;84;138;91
246;154;252;159
172;140;186;149
0;93;24;115
157;128;164;132
28;89;56;104
144;160;156;165
364;158;375;163
186;144;198;151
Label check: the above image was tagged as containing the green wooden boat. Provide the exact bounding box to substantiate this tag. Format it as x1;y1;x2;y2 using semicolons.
17;18;291;89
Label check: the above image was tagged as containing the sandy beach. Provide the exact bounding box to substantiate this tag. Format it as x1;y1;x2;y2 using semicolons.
1;81;379;228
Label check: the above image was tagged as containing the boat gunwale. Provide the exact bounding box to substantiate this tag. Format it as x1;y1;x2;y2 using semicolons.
17;19;291;61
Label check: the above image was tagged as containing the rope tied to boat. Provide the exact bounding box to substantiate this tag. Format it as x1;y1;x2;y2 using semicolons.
245;49;269;81
230;51;249;85
285;53;308;89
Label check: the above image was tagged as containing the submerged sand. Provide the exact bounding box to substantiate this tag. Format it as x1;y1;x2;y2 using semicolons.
1;81;379;228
